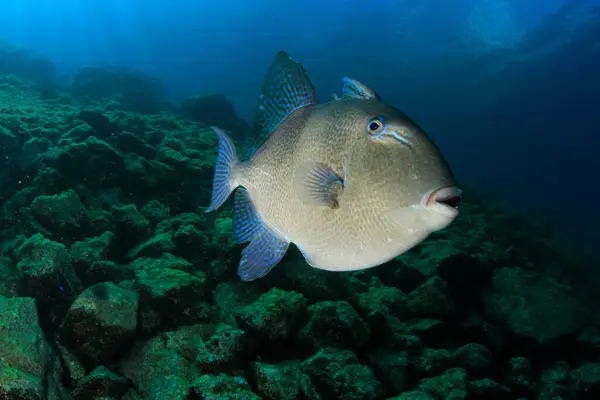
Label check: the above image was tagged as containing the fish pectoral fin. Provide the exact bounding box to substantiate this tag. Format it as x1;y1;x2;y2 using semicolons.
233;187;290;281
341;77;382;101
295;162;344;209
250;51;317;148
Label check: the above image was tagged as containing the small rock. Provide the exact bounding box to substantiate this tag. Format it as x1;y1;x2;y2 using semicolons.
58;282;139;368
195;324;245;371
505;357;535;395
237;288;308;341
0;296;52;400
414;348;454;378
253;361;302;400
72;366;129;399
192;374;261;400
300;300;370;350
453;343;493;379
127;233;175;259
70;231;117;272
140;200;171;226
112;203;151;249
302;347;385;400
366;349;409;395
468;378;512;399
417;367;468;400
569;362;600;398
537;361;570;400
31;189;91;239
407;276;455;318
485;267;585;346
120;335;191;400
388;390;435;400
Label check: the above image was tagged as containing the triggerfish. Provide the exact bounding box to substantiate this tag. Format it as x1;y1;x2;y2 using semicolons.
206;51;462;281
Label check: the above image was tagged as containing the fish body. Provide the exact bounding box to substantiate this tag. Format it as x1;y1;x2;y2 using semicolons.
206;51;461;281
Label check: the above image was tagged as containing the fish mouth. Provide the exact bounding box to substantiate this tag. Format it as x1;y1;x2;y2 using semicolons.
423;186;463;218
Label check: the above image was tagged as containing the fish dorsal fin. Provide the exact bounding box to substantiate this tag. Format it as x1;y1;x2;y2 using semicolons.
250;51;317;146
341;77;381;101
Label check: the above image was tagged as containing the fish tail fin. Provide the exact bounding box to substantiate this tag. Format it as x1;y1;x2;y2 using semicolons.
206;127;240;212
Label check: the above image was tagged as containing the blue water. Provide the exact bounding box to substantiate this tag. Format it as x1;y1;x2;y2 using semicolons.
1;0;599;259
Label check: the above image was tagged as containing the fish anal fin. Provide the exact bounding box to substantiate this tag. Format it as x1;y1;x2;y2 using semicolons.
233;187;290;281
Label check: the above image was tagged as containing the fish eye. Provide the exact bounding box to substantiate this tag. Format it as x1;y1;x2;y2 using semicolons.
367;117;384;135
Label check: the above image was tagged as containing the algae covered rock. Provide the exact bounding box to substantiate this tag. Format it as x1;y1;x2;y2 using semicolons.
237;287;308;341
485;267;585;345
301;347;385;400
71;366;129;399
416;367;469;399
253;360;302;400
192;373;261;400
120;335;192;399
300;300;370;350
0;296;52;399
130;252;207;332
30;188;91;239
58;282;139;368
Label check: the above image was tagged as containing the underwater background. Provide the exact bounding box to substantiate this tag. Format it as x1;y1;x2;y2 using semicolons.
0;0;599;399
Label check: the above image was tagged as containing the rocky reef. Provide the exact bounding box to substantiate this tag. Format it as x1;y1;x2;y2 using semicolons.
0;43;599;400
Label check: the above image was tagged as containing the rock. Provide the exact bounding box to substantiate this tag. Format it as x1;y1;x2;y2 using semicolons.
130;253;207;332
0;296;52;399
72;65;164;113
253;361;302;400
15;233;81;327
389;318;446;348
0;257;20;297
366;349;409;396
116;131;157;159
300;300;370;350
140;200;171;226
112;203;152;250
388;391;435;400
195;324;245;371
120;335;192;399
212;281;262;326
127;233;175;259
504;357;535;396
237;288;308;341
569;362;600;398
485;267;585;346
192;374;261;400
180;94;249;137
537;361;570;399
453;343;493;379
70;231;118;273
58;282;139;368
0;39;55;84
417;367;469;400
30;189;91;239
389;261;427;294
407;276;455;318
437;254;494;294
386;331;423;357
44;136;126;188
355;282;408;341
414;348;454;378
468;378;512;399
72;366;129;399
301;347;385;400
77;110;114;138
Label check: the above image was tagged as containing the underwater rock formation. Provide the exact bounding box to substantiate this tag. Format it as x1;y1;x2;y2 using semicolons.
181;94;250;138
0;43;599;400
